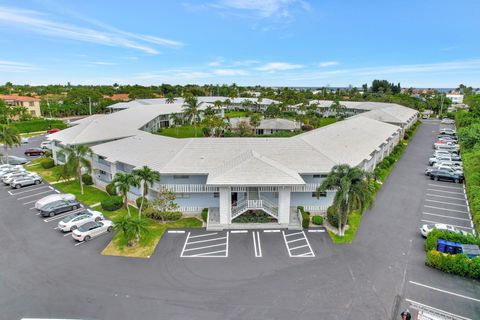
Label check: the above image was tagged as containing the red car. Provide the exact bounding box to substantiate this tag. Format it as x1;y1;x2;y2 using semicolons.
47;128;60;134
24;148;45;156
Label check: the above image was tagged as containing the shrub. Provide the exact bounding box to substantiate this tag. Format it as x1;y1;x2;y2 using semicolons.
201;208;208;222
162;211;182;221
425;229;480;252
136;196;148;208
327;206;339;228
81;173;93;185
144;207;182;221
101;196;123;211
426;250;480;279
311;215;324;225
43;150;52;158
10;119;67;133
40;157;55;169
302;212;309;229
106;183;117;196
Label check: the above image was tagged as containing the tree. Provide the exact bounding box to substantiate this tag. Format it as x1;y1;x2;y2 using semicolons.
114;215;149;247
112;172;139;217
165;93;176;103
316;164;374;236
249;113;261;135
182;96;201;137
170;113;183;136
5;82;13;94
148;189;179;224
59;145;92;195
132;166;160;218
0;125;20;164
235;120;253;137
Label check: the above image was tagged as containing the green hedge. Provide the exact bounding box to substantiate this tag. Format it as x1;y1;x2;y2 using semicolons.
297;206;310;228
312;215;323;225
101;196;123;211
327;206;339;228
10;119;67;133
426;250;480;279
105;182;117;196
144;207;182;221
40;158;55;169
425;229;480;252
201;208;208;222
81;173;93;185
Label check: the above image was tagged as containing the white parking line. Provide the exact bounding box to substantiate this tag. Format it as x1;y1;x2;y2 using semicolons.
16;190;53;200
421;219;473;230
426;193;465;201
308;229;325;233
290;244;309;251
63;232;72;237
287;237;305;244
183;243;225;252
405;299;472;320
263;229;280;233
180;232;191;257
189;232;218;239
252;231;262;257
427;188;464;195
9;186;48;196
282;231;315;258
29;207;35;210
22;198;43;205
424;205;468;213
425;200;468;207
422;212;471;221
409;281;480;303
427;183;463;190
231;230;248;233
188;250;227;257
284;231;303;237
167;230;185;234
187;236;227;245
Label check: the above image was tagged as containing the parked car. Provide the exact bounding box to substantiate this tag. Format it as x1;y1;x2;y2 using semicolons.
436;160;463;169
47;128;60;134
58;209;104;232
425;165;463;177
437;136;458;143
21;137;29;144
2;172;38;185
441;118;455;124
40;141;52;150
10;175;42;189
39;199;81;217
0;166;26;178
0;156;28;165
72;220;114;242
24;148;45;156
430;169;463;183
35;193;76;210
428;155;462;166
440;128;456;135
420;223;467;238
432;150;458;158
434;144;460;153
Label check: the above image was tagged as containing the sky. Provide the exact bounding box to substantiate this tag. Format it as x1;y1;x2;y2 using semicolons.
0;0;479;88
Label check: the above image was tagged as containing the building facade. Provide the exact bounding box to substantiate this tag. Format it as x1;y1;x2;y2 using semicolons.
0;94;42;117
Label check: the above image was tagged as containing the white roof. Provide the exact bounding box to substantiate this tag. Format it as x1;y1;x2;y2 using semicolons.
257;118;300;130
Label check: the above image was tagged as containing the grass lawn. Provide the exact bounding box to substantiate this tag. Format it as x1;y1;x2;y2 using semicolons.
54;181;109;206
25;159;63;183
317;117;337;127
327;211;362;244
224;110;249;118
102;210;202;258
157;125;203;138
20;131;47;138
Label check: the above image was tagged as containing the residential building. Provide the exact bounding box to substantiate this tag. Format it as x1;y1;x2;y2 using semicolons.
0;94;42;117
446;93;464;104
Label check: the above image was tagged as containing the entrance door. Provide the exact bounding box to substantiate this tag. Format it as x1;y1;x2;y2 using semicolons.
231;192;238;206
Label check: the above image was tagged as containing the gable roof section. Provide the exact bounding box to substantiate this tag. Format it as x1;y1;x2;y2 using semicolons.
206;150;304;186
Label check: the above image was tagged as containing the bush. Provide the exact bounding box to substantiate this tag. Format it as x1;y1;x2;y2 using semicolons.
162;211;182;221
327;206;339;228
101;196;123;211
425;229;480;252
302;212;309;229
40;157;55;169
43;150;52;158
201;208;208;222
144;207;182;221
426;250;480;279
311;215;324;225
136;196;148;208
81;173;93;185
106;183;117;196
10;119;67;133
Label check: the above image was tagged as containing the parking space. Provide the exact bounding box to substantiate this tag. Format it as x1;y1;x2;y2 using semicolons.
180;231;229;257
282;230;315;257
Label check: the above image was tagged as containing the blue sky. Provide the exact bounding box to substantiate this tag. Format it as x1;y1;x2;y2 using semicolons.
0;0;479;87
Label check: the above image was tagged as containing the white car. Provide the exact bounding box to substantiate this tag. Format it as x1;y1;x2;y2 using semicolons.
436;160;463;169
428;155;462;166
35;193;76;210
420;223;467;238
425;165;463;177
72;220;114;242
2;172;38;185
58;209;104;232
21;137;29;144
10;175;42;188
440;128;456;135
40;141;52;150
0;166;26;178
441;118;455;124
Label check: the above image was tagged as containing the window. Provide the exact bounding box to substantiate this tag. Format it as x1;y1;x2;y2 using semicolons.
173;175;189;179
313;174;320;178
314;192;327;197
213;192;219;198
29;102;34;106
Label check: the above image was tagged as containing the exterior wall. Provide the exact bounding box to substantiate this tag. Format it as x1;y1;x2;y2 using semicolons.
160;175;208;184
1;98;41;117
290;191;334;212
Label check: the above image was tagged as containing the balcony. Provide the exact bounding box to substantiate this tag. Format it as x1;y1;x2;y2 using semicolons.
155;184;219;193
93;160;111;173
231;197;278;221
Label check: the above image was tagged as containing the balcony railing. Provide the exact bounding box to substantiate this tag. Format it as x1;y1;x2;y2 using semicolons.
231;196;278;220
155;184;219;193
93;161;111;173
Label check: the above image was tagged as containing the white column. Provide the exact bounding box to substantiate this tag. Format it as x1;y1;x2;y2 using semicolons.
219;186;231;225
278;187;291;224
52;144;58;164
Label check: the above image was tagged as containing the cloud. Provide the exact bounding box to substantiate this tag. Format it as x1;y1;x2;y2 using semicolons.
0;60;36;72
318;61;339;67
209;0;307;19
256;62;303;72
213;69;248;76
0;6;182;55
208;58;225;67
232;59;260;66
89;61;117;66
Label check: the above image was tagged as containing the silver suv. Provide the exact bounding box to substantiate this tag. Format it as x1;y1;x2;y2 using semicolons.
10;175;42;189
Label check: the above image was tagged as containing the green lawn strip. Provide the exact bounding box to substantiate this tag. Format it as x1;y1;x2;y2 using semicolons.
157;125;202;138
102;213;202;258
327;121;421;244
54;181;109;206
20;131;47;138
224;110;249;118
25;160;63;183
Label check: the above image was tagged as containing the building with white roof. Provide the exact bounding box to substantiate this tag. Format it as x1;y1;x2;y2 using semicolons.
49;99;417;230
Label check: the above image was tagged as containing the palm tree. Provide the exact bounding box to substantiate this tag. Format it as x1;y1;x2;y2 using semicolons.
165;93;176;104
114;215;149;246
182;96;201;137
249;113;261;135
0;125;21;164
170;113;183;136
112;172;139;217
316;164;374;236
133;166;160;218
60;145;92;195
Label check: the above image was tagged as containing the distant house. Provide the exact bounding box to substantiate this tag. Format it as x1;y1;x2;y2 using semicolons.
103;93;130;101
446;93;464;104
0;94;42;117
256;118;301;135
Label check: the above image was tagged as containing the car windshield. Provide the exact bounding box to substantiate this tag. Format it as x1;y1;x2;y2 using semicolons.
61;214;78;223
78;222;96;232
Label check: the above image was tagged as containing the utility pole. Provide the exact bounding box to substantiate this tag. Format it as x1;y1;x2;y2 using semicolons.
46;97;52;118
88;97;92;115
439;93;445;116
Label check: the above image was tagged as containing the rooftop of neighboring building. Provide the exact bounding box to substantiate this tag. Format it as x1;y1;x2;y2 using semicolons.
0;94;40;102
